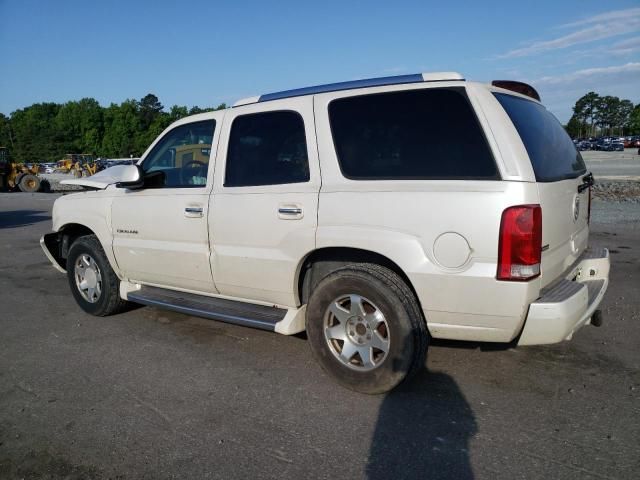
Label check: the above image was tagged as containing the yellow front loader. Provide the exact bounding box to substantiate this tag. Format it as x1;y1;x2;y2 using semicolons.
55;153;98;177
0;148;48;192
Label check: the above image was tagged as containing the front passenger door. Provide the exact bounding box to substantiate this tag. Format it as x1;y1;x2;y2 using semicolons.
111;118;220;293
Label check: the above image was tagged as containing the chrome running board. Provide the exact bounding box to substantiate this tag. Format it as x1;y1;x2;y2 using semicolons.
128;286;286;331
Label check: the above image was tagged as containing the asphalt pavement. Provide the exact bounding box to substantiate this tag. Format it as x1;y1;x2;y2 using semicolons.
0;192;638;479
582;149;640;180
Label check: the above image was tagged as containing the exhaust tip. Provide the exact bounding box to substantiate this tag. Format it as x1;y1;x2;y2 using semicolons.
591;310;603;328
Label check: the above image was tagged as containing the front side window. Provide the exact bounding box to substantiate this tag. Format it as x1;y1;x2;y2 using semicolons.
225;111;310;187
142;120;215;188
329;88;498;180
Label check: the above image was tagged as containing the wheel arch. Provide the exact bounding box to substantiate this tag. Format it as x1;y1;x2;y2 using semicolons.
296;247;422;310
42;223;96;271
46;223;119;275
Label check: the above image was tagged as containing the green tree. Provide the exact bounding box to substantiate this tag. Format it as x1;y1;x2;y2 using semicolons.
53;99;103;154
617;99;634;135
138;93;163;131
572;97;589;137
574;92;600;136
134;113;172;154
189;103;227;115
565;115;583;138
101;100;140;157
10;103;61;162
77;98;104;153
628;105;640;135
0;113;13;150
3;95;225;162
168;105;189;122
596;96;621;135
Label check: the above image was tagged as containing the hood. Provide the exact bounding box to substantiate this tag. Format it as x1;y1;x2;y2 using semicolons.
61;165;137;190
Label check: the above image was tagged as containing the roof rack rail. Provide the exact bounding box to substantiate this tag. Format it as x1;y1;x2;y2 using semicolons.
233;72;464;107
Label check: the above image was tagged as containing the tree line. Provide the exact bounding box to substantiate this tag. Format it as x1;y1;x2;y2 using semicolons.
2;91;639;163
566;92;640;138
0;94;226;163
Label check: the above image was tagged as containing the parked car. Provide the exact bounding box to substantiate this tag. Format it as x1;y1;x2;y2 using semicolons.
576;140;592;151
611;141;624;152
595;139;608;150
40;73;610;393
40;163;55;174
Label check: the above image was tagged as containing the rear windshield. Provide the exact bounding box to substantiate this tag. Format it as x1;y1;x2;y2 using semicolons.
494;93;586;182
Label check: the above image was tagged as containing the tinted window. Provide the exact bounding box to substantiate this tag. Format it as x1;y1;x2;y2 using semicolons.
329;88;498;180
494;93;586;182
142;120;215;188
225;111;310;187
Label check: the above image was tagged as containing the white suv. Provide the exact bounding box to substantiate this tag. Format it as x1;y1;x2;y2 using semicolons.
41;72;610;393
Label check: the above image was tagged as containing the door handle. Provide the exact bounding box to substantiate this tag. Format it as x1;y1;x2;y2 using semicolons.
278;207;302;215
278;204;303;219
184;207;204;218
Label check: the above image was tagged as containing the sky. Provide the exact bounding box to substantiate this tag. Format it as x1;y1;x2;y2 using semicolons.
1;0;639;123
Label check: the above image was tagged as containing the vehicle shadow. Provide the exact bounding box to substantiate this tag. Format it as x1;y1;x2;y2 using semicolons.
366;339;476;479
0;210;51;229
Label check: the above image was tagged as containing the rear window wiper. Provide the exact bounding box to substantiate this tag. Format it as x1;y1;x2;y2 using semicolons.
578;172;594;193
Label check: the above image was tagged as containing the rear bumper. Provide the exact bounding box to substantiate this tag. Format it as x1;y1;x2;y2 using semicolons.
518;248;610;346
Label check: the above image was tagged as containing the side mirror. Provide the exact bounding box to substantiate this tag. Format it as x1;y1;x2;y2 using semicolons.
115;164;145;189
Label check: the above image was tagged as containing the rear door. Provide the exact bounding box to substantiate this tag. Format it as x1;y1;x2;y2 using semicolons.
495;93;590;286
209;96;320;307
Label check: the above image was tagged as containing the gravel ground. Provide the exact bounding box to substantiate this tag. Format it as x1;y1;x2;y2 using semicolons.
592;181;640;202
39;174;84;192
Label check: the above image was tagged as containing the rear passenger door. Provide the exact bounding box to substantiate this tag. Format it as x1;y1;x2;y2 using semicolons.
210;96;320;307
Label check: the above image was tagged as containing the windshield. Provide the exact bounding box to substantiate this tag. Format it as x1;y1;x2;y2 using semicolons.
494;93;586;182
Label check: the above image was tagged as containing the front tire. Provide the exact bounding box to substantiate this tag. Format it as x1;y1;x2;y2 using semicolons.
66;235;129;316
306;264;428;394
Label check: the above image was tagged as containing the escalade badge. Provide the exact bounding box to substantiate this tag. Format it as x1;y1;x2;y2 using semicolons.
573;196;580;222
117;229;138;234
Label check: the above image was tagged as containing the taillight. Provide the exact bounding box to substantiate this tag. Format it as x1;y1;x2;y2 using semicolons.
497;205;542;281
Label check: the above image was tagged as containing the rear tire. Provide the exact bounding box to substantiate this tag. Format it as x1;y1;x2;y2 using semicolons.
18;174;40;193
306;263;428;394
66;235;129;316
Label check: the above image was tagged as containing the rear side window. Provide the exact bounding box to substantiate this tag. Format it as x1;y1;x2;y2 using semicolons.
225;111;310;187
494;93;586;182
328;88;498;180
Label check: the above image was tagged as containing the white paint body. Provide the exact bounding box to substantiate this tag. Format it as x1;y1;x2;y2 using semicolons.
45;78;610;343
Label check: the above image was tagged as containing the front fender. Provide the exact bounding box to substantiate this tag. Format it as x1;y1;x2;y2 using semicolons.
49;193;120;277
